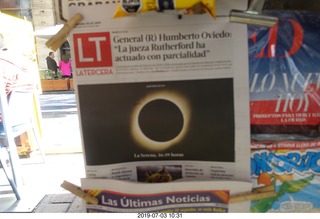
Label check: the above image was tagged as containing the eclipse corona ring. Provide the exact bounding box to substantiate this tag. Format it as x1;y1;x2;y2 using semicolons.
131;91;190;151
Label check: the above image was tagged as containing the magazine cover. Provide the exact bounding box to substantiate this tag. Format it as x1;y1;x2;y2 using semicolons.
249;11;320;213
251;140;320;212
248;11;320;136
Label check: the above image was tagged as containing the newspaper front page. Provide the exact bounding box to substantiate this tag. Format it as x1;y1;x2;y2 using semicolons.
81;178;252;213
68;1;250;182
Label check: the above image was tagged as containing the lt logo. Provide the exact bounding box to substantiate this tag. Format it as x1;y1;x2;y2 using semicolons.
73;32;113;68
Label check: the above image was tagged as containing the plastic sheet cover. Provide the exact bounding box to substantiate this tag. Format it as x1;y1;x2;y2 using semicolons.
249;11;320;212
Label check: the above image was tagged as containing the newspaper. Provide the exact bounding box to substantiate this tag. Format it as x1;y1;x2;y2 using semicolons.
56;0;248;23
68;1;251;182
81;178;252;213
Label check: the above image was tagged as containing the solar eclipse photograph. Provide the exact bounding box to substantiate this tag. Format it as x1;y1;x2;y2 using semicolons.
78;78;235;166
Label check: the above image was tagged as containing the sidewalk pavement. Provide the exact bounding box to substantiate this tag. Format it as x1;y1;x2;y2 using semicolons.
30;91;85;189
38;91;82;154
34;91;85;191
0;152;86;212
35;90;85;185
0;91;86;212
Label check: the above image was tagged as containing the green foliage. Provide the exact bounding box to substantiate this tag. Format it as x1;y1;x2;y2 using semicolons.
39;69;62;80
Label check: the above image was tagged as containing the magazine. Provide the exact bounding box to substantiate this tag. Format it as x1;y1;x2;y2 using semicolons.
249;11;320;213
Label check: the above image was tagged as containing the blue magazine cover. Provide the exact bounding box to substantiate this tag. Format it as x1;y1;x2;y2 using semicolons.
249;11;320;213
